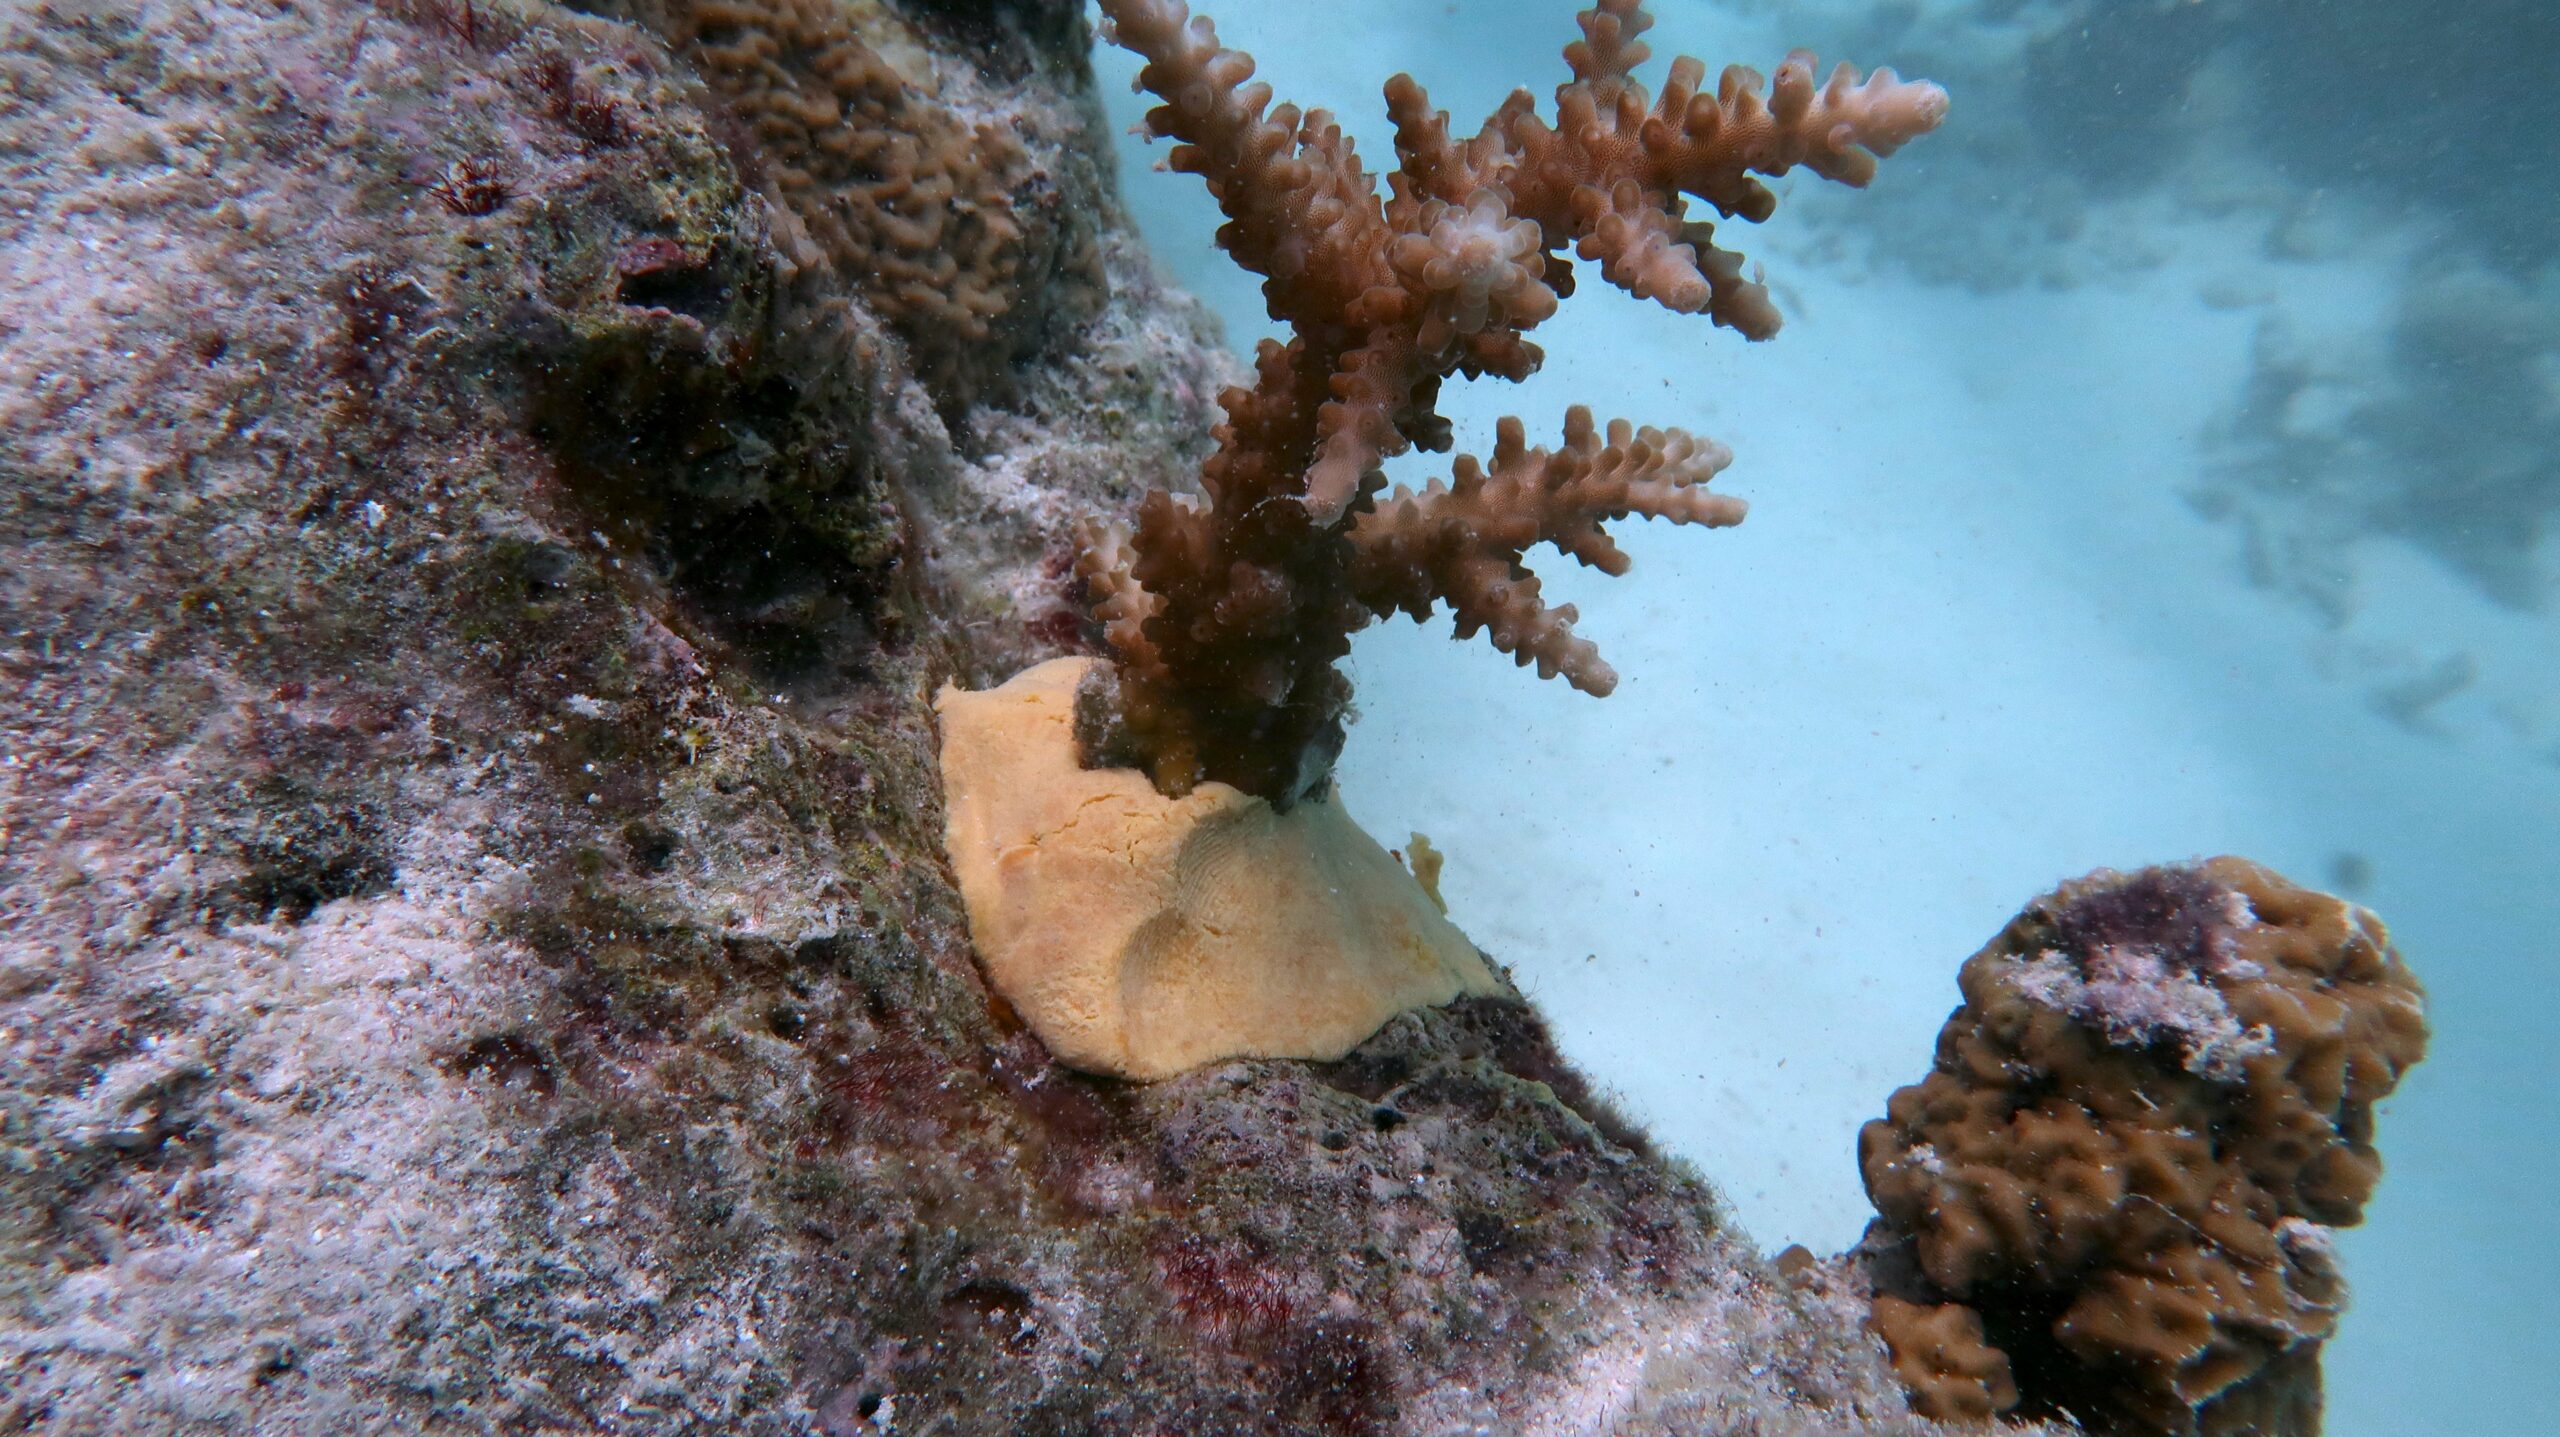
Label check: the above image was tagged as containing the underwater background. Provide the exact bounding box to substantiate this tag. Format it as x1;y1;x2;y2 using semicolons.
1100;3;2557;1433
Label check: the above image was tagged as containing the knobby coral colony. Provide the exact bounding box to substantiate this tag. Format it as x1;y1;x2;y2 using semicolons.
666;0;1087;401
1860;859;2430;1434
1077;0;1948;804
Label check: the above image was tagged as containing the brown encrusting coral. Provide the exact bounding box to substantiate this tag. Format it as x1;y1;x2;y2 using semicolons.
1077;0;1948;803
649;0;1104;404
1868;1295;2021;1424
1856;858;2431;1435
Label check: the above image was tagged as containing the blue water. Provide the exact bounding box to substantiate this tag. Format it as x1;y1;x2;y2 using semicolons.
1100;3;2560;1432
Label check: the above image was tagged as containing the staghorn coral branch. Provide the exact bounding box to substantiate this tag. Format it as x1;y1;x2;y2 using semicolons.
1100;1;1393;337
1072;516;1167;689
1083;0;1943;804
1488;45;1948;341
1565;0;1654;100
1349;407;1743;695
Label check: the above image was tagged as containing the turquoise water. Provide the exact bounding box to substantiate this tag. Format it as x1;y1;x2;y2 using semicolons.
1101;3;2559;1432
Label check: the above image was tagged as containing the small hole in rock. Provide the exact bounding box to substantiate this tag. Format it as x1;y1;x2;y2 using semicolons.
622;821;678;872
615;239;727;317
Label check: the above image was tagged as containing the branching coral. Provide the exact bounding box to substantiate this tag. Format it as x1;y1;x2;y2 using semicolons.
1857;858;2430;1435
1077;0;1946;803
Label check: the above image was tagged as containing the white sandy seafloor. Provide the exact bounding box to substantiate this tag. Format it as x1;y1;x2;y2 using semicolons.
1095;2;2558;1433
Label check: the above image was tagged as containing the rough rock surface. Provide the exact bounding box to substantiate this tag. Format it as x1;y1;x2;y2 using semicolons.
1;0;1992;1431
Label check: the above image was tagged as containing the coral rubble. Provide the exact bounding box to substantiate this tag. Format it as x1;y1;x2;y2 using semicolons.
1078;0;1946;804
1856;859;2430;1435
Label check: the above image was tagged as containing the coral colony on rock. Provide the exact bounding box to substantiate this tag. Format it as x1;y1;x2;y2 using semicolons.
0;0;2432;1429
940;0;1947;1075
1859;860;2427;1433
943;3;2430;1433
1080;0;1946;807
